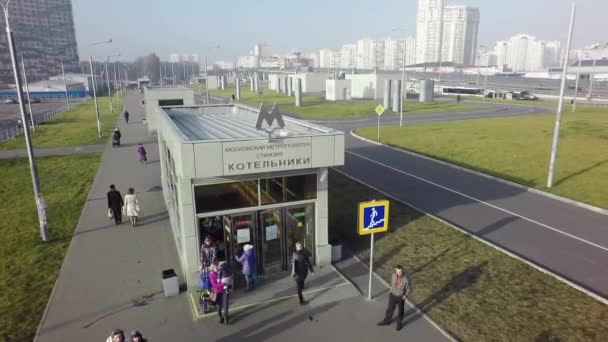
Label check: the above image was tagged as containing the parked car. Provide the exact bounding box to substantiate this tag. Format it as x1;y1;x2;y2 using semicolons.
4;98;17;104
24;97;41;103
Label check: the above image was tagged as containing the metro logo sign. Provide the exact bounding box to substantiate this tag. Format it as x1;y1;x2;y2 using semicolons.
256;103;285;131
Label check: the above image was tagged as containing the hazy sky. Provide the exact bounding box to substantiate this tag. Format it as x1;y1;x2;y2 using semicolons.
73;0;606;62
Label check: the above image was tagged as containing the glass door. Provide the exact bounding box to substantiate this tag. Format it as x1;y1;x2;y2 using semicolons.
231;213;257;288
259;209;284;274
285;205;315;264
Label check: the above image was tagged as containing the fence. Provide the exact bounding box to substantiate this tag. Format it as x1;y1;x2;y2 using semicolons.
0;98;87;144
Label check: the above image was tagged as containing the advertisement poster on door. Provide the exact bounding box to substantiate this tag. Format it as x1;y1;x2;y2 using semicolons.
237;228;251;244
265;224;278;241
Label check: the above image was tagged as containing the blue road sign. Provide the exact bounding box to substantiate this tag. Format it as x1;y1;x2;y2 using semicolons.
358;200;390;235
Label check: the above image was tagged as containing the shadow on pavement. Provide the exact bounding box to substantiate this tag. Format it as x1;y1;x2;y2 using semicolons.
402;261;488;327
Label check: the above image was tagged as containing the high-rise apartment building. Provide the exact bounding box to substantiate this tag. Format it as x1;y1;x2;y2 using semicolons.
0;0;79;86
253;43;272;58
543;41;562;68
441;5;479;65
356;39;385;69
384;37;417;70
416;0;447;64
492;34;550;71
340;44;357;69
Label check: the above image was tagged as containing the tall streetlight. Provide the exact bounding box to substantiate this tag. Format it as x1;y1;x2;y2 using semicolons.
19;55;35;130
572;51;582;112
104;53;120;112
88;38;112;138
547;1;576;188
205;44;221;103
2;0;49;241
392;28;408;127
61;61;70;110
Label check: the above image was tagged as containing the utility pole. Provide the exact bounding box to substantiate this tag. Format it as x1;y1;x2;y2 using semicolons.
572;53;582;112
20;56;35;130
3;0;49;241
89;56;102;138
105;60;113;112
400;43;406;127
61;61;70;109
587;58;596;100
547;1;576;188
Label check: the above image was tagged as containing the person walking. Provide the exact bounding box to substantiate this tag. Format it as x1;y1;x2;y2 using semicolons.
136;144;147;164
199;236;218;271
130;330;147;342
210;262;231;325
235;244;256;290
107;184;124;225
105;329;125;342
456;94;462;104
123;187;140;227
231;94;236;102
292;241;314;305
377;264;412;331
123;110;130;124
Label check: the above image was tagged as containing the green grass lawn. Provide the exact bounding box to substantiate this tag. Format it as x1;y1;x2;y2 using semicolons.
0;154;101;341
356;106;608;209
201;86;481;120
329;169;608;341
0;95;125;150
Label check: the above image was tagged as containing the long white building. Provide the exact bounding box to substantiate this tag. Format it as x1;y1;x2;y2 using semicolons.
441;5;480;65
416;0;447;64
491;34;561;71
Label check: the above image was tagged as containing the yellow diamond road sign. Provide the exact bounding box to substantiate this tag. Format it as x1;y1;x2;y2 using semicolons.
375;104;385;116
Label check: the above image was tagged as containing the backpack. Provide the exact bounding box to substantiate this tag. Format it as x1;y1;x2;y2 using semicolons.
198;269;212;291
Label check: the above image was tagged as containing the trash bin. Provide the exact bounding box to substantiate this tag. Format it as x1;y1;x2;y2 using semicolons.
162;269;179;297
330;240;342;262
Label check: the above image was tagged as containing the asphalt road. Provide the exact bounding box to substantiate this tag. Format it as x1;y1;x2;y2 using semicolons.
0;101;69;129
321;103;608;302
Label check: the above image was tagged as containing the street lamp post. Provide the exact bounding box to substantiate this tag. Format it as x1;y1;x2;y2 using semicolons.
61;61;70;110
88;38;112;138
104;53;119;113
205;44;221;103
572;52;582;112
392;28;407;127
587;58;596;100
89;56;102;138
547;1;576;189
2;0;49;241
20;56;35;130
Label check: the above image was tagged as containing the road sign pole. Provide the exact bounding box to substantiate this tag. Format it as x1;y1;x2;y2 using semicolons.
377;115;380;142
368;232;374;300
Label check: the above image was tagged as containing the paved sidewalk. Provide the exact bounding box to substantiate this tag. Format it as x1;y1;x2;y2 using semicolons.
35;91;452;341
0;145;105;159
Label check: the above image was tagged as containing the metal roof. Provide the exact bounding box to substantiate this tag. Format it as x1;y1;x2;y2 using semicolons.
164;104;337;141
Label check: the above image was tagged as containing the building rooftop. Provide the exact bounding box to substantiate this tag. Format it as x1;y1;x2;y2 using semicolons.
163;104;338;141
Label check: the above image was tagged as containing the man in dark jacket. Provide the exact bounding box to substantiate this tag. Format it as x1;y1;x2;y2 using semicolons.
292;241;314;304
107;184;124;225
123;110;130;124
378;264;412;330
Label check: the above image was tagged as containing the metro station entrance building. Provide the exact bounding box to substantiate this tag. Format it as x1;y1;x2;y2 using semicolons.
145;88;344;288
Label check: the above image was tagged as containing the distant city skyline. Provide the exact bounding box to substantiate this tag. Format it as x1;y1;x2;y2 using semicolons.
72;0;606;62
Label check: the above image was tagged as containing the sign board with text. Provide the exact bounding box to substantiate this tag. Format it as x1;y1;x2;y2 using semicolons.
222;137;313;175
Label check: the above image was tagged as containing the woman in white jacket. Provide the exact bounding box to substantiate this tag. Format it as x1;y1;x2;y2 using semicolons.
123;188;140;227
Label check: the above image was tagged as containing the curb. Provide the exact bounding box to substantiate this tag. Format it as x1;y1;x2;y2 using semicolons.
349;131;608;217
331;168;608;306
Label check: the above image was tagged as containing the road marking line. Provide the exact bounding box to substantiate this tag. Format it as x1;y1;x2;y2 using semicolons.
189;282;351;320
346;151;608;253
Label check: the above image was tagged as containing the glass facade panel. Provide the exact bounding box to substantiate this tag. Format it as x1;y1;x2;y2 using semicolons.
260;174;317;205
195;181;259;213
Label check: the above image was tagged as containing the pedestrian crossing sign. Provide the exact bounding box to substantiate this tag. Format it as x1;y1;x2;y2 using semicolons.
358;200;390;235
